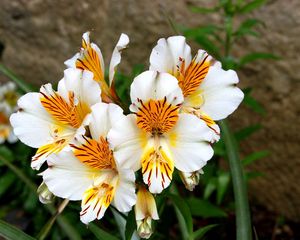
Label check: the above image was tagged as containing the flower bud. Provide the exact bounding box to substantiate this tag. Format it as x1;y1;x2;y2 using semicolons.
37;181;54;204
180;169;204;191
135;186;159;239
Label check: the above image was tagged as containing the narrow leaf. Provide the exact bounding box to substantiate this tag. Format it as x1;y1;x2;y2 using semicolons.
89;223;119;240
217;172;231;205
193;224;218;240
239;0;267;14
242;151;269;166
125;210;137;240
187;198;227;218
0;172;16;197
0;219;35;240
190;6;220;14
170;194;193;239
243;93;266;115
234;124;261;141
239;52;280;67
0;64;34;93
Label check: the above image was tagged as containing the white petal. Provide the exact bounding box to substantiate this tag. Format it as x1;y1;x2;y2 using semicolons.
107;114;144;171
42;151;96;201
9;93;55;148
129;70;183;112
64;53;80;68
200;67;244;120
88;103;124;140
166;114;214;172
149;36;192;74
112;168;136;212
58;68;101;107
109;33;129;86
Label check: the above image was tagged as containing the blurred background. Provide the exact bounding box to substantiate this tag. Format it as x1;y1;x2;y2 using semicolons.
0;0;299;239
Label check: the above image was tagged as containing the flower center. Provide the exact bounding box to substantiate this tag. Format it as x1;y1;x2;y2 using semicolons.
40;90;90;129
136;97;179;135
177;54;211;97
72;136;116;170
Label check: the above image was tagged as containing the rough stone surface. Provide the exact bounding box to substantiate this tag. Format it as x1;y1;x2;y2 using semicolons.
0;0;299;220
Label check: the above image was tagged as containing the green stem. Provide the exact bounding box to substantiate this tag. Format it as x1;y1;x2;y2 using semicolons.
219;120;252;240
37;199;70;240
0;156;81;240
0;64;33;93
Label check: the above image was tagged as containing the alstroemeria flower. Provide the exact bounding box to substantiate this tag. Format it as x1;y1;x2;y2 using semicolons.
108;70;214;194
150;36;244;142
0;82;19;144
65;31;129;103
10;68;101;170
42;103;136;224
179;169;204;191
135;186;159;239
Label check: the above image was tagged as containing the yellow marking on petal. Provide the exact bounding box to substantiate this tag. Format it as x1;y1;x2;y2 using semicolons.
136;97;179;135
200;113;216;127
32;138;68;162
76;34;113;102
0;112;9;124
141;145;174;189
71;136;116;170
0;127;10;138
178;54;211;97
168;132;177;147
80;182;116;219
76;41;104;82
40;91;90;129
184;89;204;108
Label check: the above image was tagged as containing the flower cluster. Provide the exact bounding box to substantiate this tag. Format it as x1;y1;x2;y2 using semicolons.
0;82;19;144
10;33;243;238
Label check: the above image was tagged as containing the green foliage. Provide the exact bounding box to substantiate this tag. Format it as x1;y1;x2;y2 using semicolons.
187;198;227;218
193;224;218;240
170;194;194;239
89;223;119;240
0;219;36;240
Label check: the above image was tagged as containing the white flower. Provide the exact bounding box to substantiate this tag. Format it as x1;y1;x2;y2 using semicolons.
108;70;214;194
42;103;136;224
149;36;244;142
65;31;129;103
10;68;101;170
0;82;19;144
135;186;159;239
179;169;204;191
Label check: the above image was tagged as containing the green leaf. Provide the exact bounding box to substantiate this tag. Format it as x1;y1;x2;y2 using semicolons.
0;219;36;240
238;0;267;14
234;18;264;38
190;6;221;14
183;25;221;39
187;198;227;218
203;178;217;200
219;120;252;240
0;172;16;197
242;151;269;166
217;172;231;205
243;93;266;115
245;171;264;180
213;139;226;156
193;224;218;240
0;146;14;165
239;52;280;67
194;35;221;59
170;194;193;239
234;124;261;142
89;223;119;240
125;210;137;240
0;64;34;93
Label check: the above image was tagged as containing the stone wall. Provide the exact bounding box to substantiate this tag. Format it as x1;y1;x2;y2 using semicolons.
1;0;299;220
